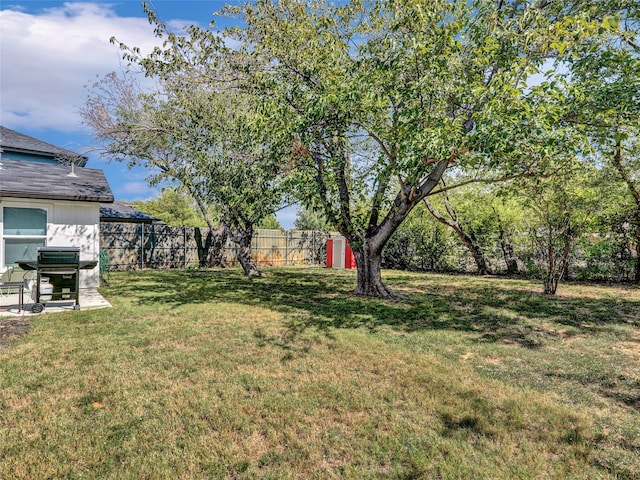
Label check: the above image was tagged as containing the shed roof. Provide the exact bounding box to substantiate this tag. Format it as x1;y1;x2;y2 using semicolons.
0;126;88;166
0;159;114;203
100;201;159;223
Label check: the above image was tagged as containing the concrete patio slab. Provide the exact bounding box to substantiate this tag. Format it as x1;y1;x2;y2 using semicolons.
0;289;111;317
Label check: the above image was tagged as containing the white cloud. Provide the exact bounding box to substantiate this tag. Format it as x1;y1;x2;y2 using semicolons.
117;180;156;198
0;3;163;132
100;163;168;199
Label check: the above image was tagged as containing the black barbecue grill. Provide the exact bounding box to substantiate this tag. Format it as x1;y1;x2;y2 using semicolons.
18;247;98;313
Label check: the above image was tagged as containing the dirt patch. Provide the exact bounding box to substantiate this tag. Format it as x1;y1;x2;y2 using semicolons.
0;317;30;348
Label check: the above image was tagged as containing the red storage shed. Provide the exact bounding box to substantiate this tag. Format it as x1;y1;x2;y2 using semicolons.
326;236;356;269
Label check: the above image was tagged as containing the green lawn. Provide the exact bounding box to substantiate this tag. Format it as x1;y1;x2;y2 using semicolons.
1;268;638;479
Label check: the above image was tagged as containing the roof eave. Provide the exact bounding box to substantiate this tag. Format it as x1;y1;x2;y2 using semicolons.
0;191;114;203
100;217;155;224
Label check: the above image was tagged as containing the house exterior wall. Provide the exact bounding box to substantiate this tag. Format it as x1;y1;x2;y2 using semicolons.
0;198;100;288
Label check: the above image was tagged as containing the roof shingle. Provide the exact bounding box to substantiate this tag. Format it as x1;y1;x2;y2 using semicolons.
0;126;88;166
100;201;159;223
0;159;114;203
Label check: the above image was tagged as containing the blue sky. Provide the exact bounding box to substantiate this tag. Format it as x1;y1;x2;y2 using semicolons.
0;0;298;228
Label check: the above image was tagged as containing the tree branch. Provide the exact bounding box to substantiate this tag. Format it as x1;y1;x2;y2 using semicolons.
428;169;550;196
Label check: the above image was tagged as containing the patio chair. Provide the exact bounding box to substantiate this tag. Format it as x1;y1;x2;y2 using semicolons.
0;266;21;296
1;267;35;311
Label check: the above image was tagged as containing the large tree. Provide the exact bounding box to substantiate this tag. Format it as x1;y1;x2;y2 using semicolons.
82;72;229;268
222;0;612;296
83;12;290;276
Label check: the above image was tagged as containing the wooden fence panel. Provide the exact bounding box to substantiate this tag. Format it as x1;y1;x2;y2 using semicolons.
100;223;328;271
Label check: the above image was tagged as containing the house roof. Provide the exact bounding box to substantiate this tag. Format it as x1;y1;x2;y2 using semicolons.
0;126;88;166
100;201;159;223
0;159;114;203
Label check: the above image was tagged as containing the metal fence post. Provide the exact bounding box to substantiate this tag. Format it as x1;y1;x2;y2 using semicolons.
183;226;187;269
285;231;289;266
140;224;145;269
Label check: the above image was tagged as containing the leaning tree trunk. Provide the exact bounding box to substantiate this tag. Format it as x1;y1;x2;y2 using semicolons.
233;225;261;277
464;235;491;276
189;188;228;268
423;199;490;275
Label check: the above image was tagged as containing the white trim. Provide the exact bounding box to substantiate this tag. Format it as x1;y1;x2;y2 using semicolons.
1;203;52;269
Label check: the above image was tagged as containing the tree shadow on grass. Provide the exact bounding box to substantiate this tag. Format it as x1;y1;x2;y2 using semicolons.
105;269;640;425
106;268;640;350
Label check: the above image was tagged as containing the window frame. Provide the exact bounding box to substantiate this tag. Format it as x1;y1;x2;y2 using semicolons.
2;204;50;267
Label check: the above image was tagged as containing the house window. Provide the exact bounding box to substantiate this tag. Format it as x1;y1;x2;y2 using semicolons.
3;207;47;265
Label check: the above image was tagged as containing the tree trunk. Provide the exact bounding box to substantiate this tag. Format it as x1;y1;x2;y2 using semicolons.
499;235;519;274
543;242;560;294
190;188;229;268
194;223;227;268
351;242;393;297
194;227;210;266
210;223;228;267
634;212;640;284
464;234;490;275
345;160;449;297
543;226;572;295
494;210;519;274
235;226;261;277
543;272;560;294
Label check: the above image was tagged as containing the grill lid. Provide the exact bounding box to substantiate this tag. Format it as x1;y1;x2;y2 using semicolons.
37;247;80;265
